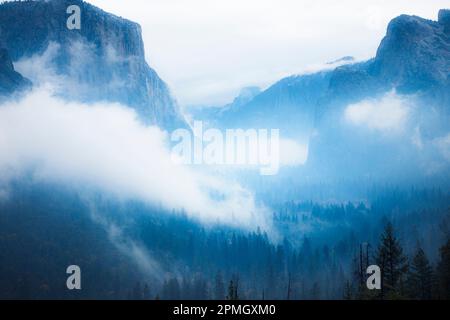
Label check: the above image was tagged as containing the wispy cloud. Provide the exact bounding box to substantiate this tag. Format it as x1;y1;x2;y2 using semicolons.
344;91;411;132
0;88;269;229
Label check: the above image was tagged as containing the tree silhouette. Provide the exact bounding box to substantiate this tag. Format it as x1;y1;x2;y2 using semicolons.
376;222;408;299
226;277;239;300
407;247;433;299
437;238;450;299
214;271;225;300
343;280;353;300
143;282;151;300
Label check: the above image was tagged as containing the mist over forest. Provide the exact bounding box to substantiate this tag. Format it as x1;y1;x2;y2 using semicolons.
0;0;449;300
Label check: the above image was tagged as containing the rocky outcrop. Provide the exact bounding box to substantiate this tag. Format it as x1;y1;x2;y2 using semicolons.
0;0;186;129
0;48;31;97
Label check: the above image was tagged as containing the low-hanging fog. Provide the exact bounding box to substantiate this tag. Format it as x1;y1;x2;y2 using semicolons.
0;88;270;229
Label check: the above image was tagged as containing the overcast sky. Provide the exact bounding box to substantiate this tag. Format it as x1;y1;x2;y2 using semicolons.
87;0;448;107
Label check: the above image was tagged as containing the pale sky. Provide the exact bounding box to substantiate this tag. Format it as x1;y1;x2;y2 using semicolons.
86;0;448;107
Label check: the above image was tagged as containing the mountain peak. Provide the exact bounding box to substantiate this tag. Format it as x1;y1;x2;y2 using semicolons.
384;14;435;42
438;9;450;29
371;9;450;92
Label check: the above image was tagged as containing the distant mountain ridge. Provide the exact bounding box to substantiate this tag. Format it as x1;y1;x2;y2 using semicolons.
0;0;186;130
209;9;450;134
308;9;450;178
196;9;450;181
322;9;450;108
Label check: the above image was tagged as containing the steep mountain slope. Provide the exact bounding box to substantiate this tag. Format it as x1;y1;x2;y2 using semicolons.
0;0;185;130
223;72;332;138
371;11;450;93
204;9;450;181
198;57;356;141
0;48;31;97
307;9;450;180
202;70;334;141
213;10;449;130
320;9;450;109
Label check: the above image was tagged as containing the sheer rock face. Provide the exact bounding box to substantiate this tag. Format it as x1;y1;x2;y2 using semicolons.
309;10;450;178
323;10;450;110
0;0;186;130
0;48;31;97
370;11;450;93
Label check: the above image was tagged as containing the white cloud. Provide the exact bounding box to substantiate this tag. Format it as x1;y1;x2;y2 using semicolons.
0;88;269;229
344;91;411;132
14;42;62;85
14;42;129;101
296;57;358;75
279;139;309;166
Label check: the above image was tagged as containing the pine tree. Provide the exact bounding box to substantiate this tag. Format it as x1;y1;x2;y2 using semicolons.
310;281;320;299
376;222;408;299
407;247;433;300
226;277;239;300
132;282;143;300
181;277;192;299
437;238;450;299
169;277;181;300
193;276;208;299
113;275;121;299
143;282;151;300
351;243;371;299
286;273;292;300
343;280;353;300
214;271;225;300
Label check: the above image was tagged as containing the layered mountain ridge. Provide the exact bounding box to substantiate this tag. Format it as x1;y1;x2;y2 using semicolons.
185;9;450;183
211;9;449;132
308;9;450;179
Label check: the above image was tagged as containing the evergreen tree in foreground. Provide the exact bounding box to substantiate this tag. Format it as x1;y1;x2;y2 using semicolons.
214;271;225;300
226;277;239;300
437;238;450;299
376;222;408;299
407;247;433;299
343;280;353;300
